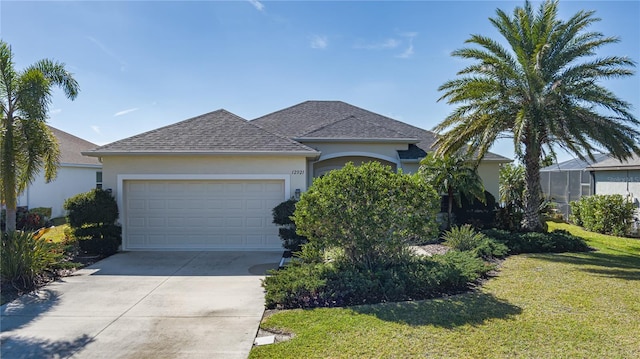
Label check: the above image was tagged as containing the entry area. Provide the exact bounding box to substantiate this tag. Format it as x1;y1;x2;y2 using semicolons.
123;179;285;250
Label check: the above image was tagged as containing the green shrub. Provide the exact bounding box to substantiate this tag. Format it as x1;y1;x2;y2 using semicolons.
263;251;491;309
443;225;508;259
482;229;589;254
570;195;635;236
64;189;121;256
442;225;486;252
495;205;524;231
30;207;52;221
272;199;308;253
294;162;440;270
1;231;64;290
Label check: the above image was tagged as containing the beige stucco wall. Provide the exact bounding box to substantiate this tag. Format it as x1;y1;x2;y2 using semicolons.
100;155;308;199
477;161;502;199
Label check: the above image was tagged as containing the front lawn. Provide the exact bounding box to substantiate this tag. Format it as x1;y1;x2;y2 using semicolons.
250;223;640;358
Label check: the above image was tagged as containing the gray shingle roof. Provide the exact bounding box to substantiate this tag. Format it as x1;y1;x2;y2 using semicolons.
541;153;610;172
299;115;417;140
85;110;318;155
588;153;640;171
49;126;101;166
252;101;510;161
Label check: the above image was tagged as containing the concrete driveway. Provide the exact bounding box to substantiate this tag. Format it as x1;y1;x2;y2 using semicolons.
0;251;282;359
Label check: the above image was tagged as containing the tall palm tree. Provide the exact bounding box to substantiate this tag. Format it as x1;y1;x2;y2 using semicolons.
499;163;525;211
419;152;485;228
0;40;79;232
433;0;639;232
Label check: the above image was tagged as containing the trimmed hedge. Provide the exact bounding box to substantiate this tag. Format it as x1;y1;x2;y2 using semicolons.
64;189;121;256
570;195;635;236
263;251;491;309
482;229;590;254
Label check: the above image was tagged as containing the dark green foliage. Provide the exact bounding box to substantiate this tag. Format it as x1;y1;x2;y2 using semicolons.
29;207;52;221
294;162;440;270
263;251;490;309
452;191;497;229
442;225;508;259
482;229;589;254
64;189;121;255
272;199;307;252
570;195;635;236
1;231;64;290
495;205;524;232
64;189;119;227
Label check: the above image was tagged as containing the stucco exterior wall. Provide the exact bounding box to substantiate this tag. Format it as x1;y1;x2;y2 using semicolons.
593;170;640;199
100;155;308;200
17;165;102;218
477;161;502;199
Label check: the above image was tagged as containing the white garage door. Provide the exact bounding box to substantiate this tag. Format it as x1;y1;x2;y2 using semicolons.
124;180;285;250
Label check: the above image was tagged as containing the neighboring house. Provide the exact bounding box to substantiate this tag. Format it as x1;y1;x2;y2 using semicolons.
17;126;103;219
83;100;510;251
588;154;640;218
540;153;610;218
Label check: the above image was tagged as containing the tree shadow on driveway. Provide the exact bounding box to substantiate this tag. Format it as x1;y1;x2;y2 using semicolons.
1;289;59;332
351;292;522;328
0;334;93;359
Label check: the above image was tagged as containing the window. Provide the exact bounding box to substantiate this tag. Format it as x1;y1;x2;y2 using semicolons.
96;171;103;189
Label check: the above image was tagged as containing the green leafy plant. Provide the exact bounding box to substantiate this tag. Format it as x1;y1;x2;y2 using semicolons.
294;162;440;270
263;251;490;309
442;225;508;259
64;189;121;255
482;228;589;254
570;195;635;236
272;198;308;253
1;231;64;290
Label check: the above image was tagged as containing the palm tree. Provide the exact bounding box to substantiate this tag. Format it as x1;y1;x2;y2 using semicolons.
0;40;79;233
433;0;639;232
499;163;525;211
419;152;485;228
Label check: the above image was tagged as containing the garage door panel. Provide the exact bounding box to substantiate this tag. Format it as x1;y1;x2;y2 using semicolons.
124;179;284;250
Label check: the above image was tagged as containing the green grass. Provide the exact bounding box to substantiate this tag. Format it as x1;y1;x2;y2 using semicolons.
250;223;640;358
38;224;70;243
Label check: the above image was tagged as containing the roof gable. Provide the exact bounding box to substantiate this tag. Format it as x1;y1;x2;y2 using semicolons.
85;110;318;155
252;100;510;161
49;126;101;166
298;115;418;141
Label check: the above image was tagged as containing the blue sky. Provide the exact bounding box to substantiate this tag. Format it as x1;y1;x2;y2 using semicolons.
2;0;638;162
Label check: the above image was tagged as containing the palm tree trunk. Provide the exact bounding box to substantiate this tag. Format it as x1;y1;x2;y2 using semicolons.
522;142;544;232
1;117;18;232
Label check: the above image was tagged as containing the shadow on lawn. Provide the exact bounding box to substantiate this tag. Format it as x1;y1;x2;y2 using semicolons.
352;292;521;328
534;251;640;281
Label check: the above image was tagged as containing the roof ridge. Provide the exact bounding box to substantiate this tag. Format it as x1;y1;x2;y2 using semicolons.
243;116;318;152
94;109;235;150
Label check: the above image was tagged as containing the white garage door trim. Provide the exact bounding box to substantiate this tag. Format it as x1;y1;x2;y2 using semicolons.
117;174;290;251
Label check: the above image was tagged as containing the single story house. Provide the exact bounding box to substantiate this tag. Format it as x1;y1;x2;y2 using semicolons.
17;126;103;219
83;101;510;251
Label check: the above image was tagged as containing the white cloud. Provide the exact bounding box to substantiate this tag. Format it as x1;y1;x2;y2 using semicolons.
310;35;328;49
91;125;101;134
355;38;401;50
113;108;139;117
248;0;264;11
396;32;417;59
